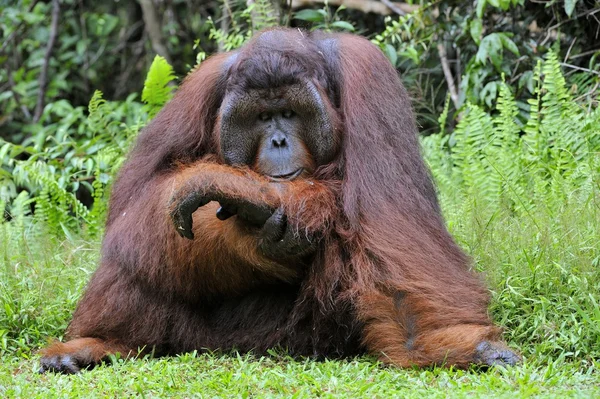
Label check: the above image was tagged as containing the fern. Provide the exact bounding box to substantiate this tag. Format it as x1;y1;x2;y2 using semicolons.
0;86;144;238
542;52;585;177
4;191;32;236
421;132;456;211
438;94;451;136
23;161;90;230
247;0;278;31
88;90;107;116
522;60;544;164
142;55;177;118
424;52;600;219
450;103;498;206
207;21;250;52
494;82;526;210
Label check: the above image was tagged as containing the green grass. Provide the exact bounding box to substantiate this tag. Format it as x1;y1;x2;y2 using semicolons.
2;353;599;398
1;189;599;397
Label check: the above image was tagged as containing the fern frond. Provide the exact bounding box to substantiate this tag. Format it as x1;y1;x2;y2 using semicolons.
247;0;278;31
88;90;106;116
20;161;89;231
142;55;177;118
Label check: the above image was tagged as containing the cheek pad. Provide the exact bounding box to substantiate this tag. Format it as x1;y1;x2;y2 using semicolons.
219;92;260;166
285;81;335;165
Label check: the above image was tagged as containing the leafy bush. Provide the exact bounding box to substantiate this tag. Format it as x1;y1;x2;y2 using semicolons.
369;1;600;132
422;50;599;216
0;54;180;238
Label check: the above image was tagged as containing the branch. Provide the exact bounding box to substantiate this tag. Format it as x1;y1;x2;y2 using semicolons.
380;0;406;15
437;43;460;110
114;34;147;98
33;0;60;123
560;62;600;76
569;47;600;60
138;0;173;65
290;0;417;15
109;20;145;54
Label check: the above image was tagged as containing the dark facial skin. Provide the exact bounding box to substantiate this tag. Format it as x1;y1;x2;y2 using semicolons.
219;82;336;180
253;107;314;179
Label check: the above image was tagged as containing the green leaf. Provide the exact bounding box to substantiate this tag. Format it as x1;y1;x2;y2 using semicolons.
519;70;535;93
76;40;87;57
400;47;419;64
481;81;499;107
0;91;13;102
0;143;11;160
101;14;119;36
60;222;76;243
294;9;326;23
22;10;45;24
564;0;578;17
384;44;398;66
476;0;487;18
470;19;483;44
499;34;520;56
330;21;355;32
476;33;503;69
498;0;512;10
142;55;176;118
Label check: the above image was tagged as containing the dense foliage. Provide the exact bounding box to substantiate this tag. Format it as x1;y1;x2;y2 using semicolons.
2;1;599;138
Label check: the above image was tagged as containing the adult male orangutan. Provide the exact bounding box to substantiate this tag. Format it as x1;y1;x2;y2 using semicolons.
39;28;519;373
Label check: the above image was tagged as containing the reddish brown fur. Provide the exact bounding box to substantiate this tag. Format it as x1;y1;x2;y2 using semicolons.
40;28;515;372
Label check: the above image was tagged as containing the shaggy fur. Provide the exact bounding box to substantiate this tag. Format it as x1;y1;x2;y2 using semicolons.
39;28;518;374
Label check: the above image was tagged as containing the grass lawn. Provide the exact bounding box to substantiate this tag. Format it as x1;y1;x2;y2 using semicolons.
1;191;599;398
2;352;599;398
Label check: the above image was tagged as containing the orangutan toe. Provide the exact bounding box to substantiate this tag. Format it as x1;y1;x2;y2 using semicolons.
473;341;521;367
39;354;84;374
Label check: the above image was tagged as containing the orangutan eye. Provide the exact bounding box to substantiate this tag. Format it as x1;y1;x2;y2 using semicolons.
259;112;272;121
